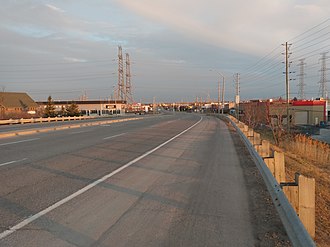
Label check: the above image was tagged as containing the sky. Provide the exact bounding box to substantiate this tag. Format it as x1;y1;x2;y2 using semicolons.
0;0;329;103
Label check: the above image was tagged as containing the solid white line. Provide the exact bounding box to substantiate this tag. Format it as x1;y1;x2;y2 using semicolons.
103;133;126;140
0;116;202;240
0;158;28;168
0;138;40;146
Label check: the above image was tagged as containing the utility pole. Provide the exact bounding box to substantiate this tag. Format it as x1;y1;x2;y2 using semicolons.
218;80;221;115
318;52;329;99
117;46;125;101
125;53;133;104
283;42;292;132
153;96;156;114
297;59;306;99
221;76;225;114
234;73;240;120
210;69;225;114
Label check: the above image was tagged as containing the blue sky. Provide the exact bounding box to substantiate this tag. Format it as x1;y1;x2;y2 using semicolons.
0;0;329;102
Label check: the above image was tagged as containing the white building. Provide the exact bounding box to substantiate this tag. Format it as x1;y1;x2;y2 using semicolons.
38;100;126;116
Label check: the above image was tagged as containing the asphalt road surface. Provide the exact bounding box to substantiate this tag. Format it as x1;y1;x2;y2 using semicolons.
0;113;291;246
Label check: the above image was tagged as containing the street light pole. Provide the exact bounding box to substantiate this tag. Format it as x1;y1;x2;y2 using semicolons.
210;69;225;115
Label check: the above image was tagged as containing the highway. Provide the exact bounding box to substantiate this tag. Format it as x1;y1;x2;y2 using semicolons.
0;113;290;246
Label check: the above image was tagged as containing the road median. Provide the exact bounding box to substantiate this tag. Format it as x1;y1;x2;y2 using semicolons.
0;117;140;139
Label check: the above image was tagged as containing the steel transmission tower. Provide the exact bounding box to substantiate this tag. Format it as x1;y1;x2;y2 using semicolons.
297;59;306;99
125;53;133;104
117;46;125;101
318;52;329;99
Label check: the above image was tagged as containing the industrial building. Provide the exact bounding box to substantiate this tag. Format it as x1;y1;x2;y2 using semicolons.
38;100;127;116
291;100;328;125
240;99;329;126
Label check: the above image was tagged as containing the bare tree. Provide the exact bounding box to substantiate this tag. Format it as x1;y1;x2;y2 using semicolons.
266;101;287;145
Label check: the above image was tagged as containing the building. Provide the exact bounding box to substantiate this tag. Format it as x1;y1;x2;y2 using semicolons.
240;98;329;127
38;100;126;116
291;100;327;125
0;92;39;118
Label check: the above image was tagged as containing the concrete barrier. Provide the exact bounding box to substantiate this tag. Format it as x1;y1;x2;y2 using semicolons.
0;116;95;125
0;117;141;139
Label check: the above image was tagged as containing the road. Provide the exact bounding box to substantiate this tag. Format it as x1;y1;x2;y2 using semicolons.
0;113;290;246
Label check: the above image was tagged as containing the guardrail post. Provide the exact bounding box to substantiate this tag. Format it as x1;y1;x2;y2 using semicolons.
257;140;270;158
20;118;24;124
241;125;247;136
263;157;275;174
282;173;315;239
283;181;299;214
299;175;315;239
48;117;51;122
253;132;261;146
247;128;254;142
263;151;285;184
238;122;244;130
274;151;286;184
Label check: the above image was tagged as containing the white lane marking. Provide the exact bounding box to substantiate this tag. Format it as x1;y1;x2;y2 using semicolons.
0;116;202;240
0;138;40;146
0;158;28;168
69;130;92;135
103;133;126;140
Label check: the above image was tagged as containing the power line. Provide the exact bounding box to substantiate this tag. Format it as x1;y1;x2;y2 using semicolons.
288;18;330;42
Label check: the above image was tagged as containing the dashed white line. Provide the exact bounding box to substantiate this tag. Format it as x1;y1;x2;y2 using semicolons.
0;158;28;168
0;116;202;240
0;138;40;146
69;130;92;135
103;133;126;140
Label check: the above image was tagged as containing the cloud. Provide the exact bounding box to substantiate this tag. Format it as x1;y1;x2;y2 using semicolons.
115;0;330;54
0;0;329;102
45;4;65;13
63;57;88;63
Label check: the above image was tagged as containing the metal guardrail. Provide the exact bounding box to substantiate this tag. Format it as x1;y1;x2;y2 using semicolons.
227;117;316;247
0;116;95;125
